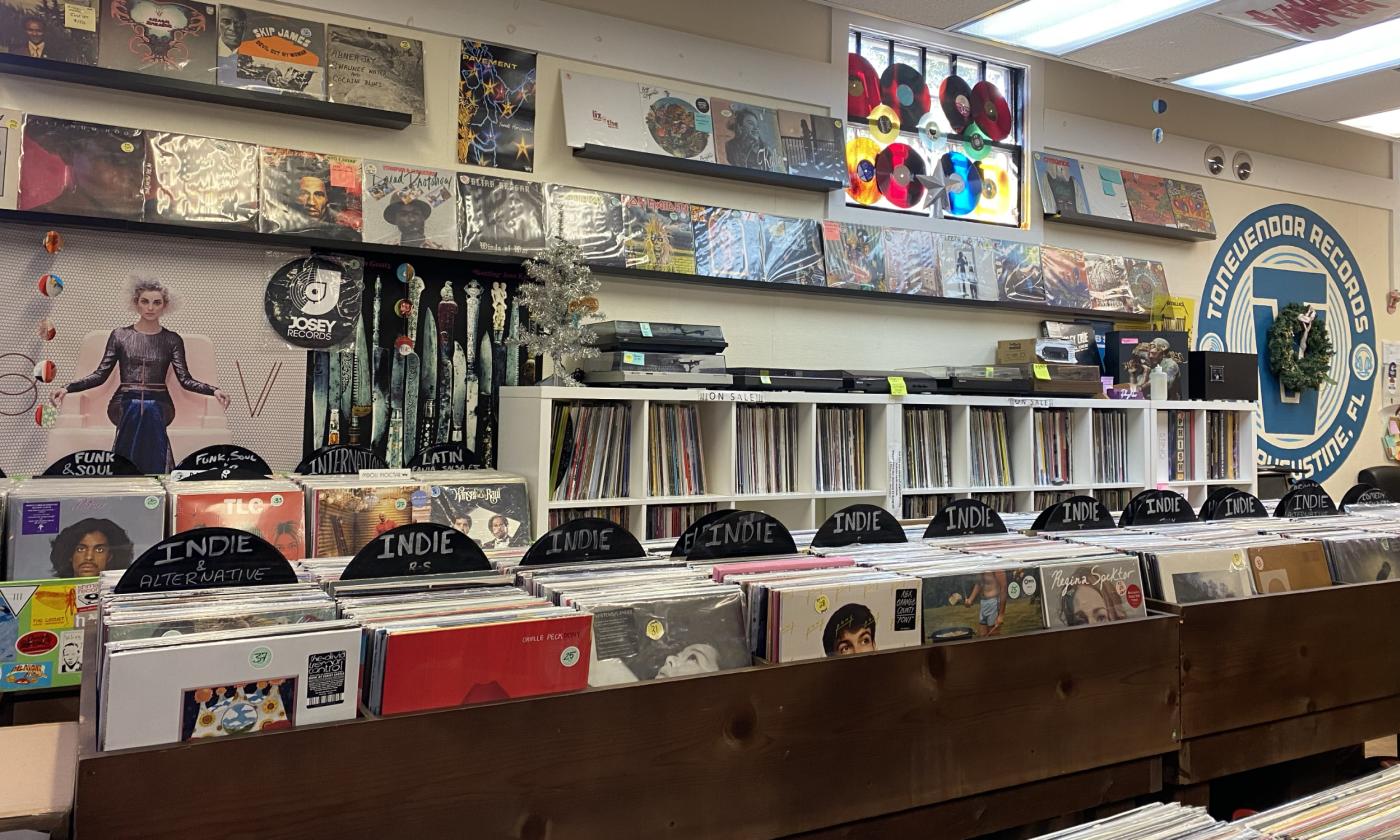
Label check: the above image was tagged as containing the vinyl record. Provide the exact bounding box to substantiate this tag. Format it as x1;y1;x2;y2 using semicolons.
879;62;931;126
914;113;943;153
848;53;882;120
867;104;901;145
875;143;927;209
940;152;982;216
963;124;992;161
971;80;1013;141
974;161;1012;218
264;255;365;349
845;135;881;205
939;75;974;134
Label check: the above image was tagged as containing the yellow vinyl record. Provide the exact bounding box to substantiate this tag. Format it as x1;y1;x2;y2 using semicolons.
845;135;881;205
867;104;901;145
972;161;1012;220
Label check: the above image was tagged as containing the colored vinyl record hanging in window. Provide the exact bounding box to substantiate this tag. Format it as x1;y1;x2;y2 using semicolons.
878;63;931;126
845;134;881;205
848;53;882;120
874;143;926;209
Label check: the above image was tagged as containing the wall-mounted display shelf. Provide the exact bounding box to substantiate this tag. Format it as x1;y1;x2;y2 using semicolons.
573;143;843;193
0;54;413;130
499;387;1259;539
1045;208;1217;243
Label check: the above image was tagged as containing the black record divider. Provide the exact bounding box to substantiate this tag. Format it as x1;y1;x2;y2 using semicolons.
0;53;412;129
670;508;737;558
0;209;1152;324
1203;490;1268;520
686;511;796;562
341;523;491;580
173;444;273;479
1273;484;1338;518
810;504;906;548
1119;489;1196;528
113;528;297;594
520;517;646;566
923;498;1007;538
1340;483;1394;511
407;442;482;471
295;445;386;476
1031;495;1116;533
39;449;142;477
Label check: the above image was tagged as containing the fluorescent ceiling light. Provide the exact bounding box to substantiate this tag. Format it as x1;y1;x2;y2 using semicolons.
1178;17;1400;100
1340;107;1400;136
957;0;1218;56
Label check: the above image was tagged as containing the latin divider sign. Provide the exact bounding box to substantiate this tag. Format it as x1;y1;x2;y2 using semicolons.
40;450;142;478
686;511;797;563
1273;484;1338;518
520;517;646;567
174;444;273;478
113;527;297;594
670;509;737;558
1204;490;1268;520
811;504;906;548
1118;489;1196;527
295;445;386;475
1340;483;1394;511
922;499;1007;538
1030;495;1116;533
340;523;491;580
408;442;481;471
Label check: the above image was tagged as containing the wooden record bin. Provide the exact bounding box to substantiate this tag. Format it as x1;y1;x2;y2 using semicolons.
71;614;1180;839
1157;579;1400;802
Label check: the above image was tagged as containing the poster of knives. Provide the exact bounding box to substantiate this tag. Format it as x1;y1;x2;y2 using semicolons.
302;256;535;469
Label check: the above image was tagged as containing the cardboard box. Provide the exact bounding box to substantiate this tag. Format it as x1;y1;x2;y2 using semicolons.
996;338;1080;365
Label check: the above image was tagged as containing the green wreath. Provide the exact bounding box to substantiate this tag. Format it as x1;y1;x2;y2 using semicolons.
1267;302;1333;392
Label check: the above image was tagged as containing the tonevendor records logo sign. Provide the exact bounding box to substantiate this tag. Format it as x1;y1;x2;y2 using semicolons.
1198;204;1375;482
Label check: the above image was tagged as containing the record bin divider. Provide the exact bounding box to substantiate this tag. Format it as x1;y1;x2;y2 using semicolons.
72;613;1180;839
1153;579;1400;803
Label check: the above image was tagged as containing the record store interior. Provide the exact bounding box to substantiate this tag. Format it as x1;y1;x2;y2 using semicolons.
11;0;1400;837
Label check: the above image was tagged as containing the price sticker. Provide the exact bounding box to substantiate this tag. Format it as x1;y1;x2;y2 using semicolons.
887;376;908;396
639;322;653;337
65;3;97;31
622;351;645;366
1032;363;1050;380
984;366;995;377
760;375;772;385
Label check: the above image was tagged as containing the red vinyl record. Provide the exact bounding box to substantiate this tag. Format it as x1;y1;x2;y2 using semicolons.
971;81;1012;142
875;143;926;209
939;75;974;134
848;53;882;120
878;63;931;126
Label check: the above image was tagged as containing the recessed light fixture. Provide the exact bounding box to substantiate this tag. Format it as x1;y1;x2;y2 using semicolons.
956;0;1218;56
1339;107;1400;137
1177;17;1400;100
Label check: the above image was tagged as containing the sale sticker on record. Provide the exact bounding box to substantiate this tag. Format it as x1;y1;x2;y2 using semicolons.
845;134;881;205
878;63;931;126
847;53;882;120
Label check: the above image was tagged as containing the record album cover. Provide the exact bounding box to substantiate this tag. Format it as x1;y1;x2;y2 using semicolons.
1124;258;1167;316
1041;245;1090;309
326;25;425;124
1082;163;1133;221
995;241;1044;303
1122;171;1175;227
882;227;940;296
559;70;646;152
1325;537;1400;584
143;132;258;228
1154;548;1254;604
418;477;531;549
920;568;1044;642
1249;541;1332;593
641;85;715;162
822;221;885;291
362;161;456;249
6;487;166;580
588;591;750;685
692;205;764;281
170;487;306;560
258;147;361;239
623;196;696;274
308;484;415;558
99;0;215;78
18;116;145;220
973;238;1000;301
458;39;537;172
777;110;843;181
0;0;96;64
215;6;325;99
0;109;18;210
939;235;980;300
545;185;625;267
1034;152;1088;215
0;577;96;691
458;173;546;255
1084;253;1133;313
1167;179;1215;234
774;578;921;662
1039;557;1145;629
710;98;785;173
761;215;823;285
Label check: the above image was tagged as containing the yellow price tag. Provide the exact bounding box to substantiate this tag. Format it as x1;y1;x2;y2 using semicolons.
984;366;995;377
760;374;772;385
1032;363;1050;380
887;376;908;396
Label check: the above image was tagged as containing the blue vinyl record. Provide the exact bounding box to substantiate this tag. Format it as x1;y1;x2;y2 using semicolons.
941;152;982;216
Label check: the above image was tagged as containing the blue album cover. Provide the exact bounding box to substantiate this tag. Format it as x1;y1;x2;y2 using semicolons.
693;206;764;281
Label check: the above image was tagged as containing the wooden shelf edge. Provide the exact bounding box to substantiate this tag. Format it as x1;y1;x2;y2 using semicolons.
573;143;843;193
1044;210;1217;243
0;53;412;129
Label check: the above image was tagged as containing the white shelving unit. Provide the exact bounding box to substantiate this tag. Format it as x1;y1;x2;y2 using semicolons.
498;387;1258;540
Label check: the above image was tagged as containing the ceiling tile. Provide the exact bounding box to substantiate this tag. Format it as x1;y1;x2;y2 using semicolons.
1066;13;1293;81
1256;68;1400;122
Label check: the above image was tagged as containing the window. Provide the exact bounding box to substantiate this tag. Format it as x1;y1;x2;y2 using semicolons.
846;28;1026;228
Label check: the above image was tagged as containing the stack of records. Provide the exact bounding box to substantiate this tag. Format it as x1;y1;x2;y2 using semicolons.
904;407;951;489
816;406;866;492
297;476;421;558
1093;409;1129;483
166;479;306;560
1321;534;1400;584
6;478;167;582
1241;764;1400;839
1143;547;1254;603
970;407;1012;487
1034;408;1073;486
550;402;632;500
736;404;797;494
1026;803;1253;839
648;403;707;497
410;470;533;550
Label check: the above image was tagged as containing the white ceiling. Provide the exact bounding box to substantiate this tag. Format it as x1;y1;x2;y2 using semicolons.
831;0;1400;130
